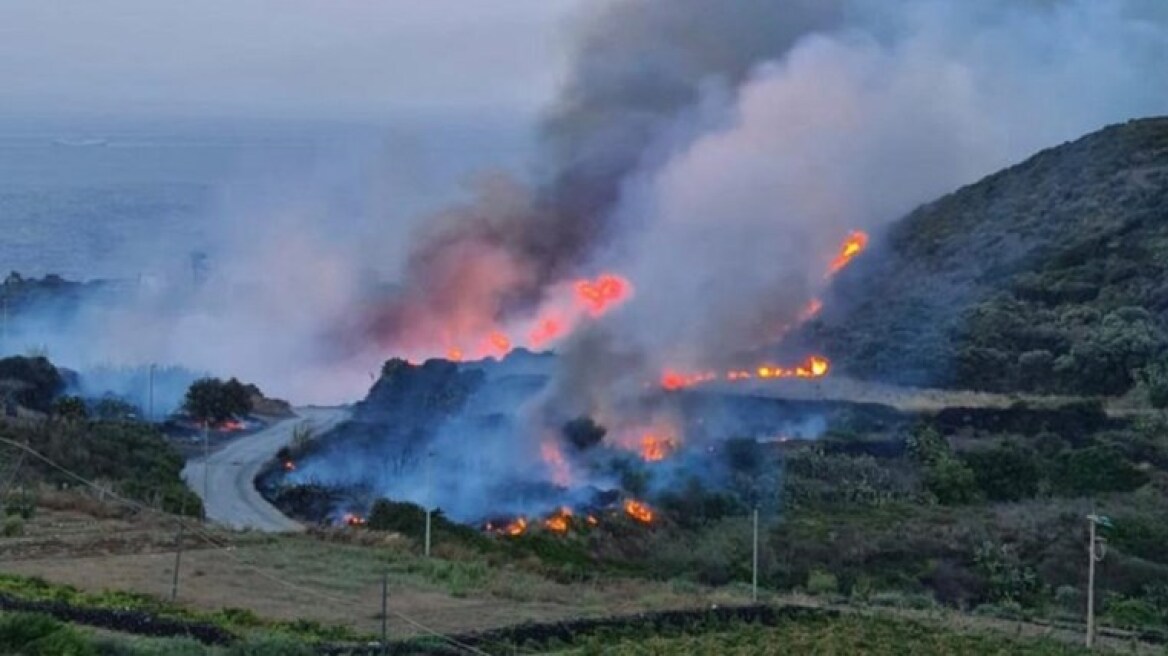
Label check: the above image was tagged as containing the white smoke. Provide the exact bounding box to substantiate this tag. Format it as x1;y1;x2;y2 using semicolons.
599;0;1168;372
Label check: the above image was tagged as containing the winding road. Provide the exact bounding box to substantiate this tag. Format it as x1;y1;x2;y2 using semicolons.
181;406;349;532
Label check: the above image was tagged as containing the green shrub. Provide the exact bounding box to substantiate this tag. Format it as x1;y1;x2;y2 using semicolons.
0;612;95;656
922;458;979;505
1103;597;1162;630
3;515;24;537
807;569;839;596
225;633;313;656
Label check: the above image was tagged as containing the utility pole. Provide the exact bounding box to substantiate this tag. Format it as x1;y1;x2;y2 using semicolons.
752;507;760;603
380;570;389;656
171;504;185;602
148;363;156;422
202;420;210;518
1086;513;1111;649
424;451;433;558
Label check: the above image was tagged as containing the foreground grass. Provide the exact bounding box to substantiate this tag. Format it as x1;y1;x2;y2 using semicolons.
553;614;1099;656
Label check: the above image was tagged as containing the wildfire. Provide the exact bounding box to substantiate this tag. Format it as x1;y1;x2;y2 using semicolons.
586;514;599;527
282;460;296;472
827;230;869;277
624;499;654;524
215;418;246;432
343;513;367;527
575;274;632;317
639;433;674;462
543;507;573;534
503;517;528;536
660;355;830;390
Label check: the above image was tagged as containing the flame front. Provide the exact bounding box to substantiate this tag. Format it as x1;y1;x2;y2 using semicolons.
827;230;869;277
660;355;830;390
504;517;528;536
543;507;573;534
624;499;654;524
575;274;632;317
640;433;674;462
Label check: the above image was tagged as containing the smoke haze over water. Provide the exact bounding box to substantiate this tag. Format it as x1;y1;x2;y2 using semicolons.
1;0;1166;407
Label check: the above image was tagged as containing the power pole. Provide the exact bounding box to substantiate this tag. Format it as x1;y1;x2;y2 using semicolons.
148;363;156;422
1086;513;1111;649
380;570;389;656
202;420;210;519
171;505;185;602
752;507;760;603
424;451;433;558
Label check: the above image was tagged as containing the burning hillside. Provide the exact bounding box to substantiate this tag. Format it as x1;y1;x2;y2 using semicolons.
264;227;871;532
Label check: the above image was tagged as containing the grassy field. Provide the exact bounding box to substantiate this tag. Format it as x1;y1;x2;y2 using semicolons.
550;614;1102;656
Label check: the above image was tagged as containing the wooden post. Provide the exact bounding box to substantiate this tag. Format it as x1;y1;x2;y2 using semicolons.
171;504;185;602
752;508;759;603
381;570;389;655
1087;517;1097;648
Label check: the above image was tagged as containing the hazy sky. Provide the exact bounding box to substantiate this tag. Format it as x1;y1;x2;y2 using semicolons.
0;1;585;122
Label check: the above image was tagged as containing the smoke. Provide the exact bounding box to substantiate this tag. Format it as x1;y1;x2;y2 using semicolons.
8;0;1167;418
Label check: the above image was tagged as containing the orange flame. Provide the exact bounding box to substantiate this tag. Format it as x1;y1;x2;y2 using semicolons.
640;433;674;462
504;517;528;536
283;460;296;472
660;355;830;390
624;499;654;524
446;347;464;362
343;513;367;527
575;274;632;317
543;507;573;534
827;230;869;276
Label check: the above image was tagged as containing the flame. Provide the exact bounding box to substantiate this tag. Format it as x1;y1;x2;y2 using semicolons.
660;355;830;390
827;230;869;277
282;460;296;472
343;513;367;527
543;507;573;534
575;274;632;317
446;347;464;362
540;441;572;487
586;514;599;527
639;433;674;462
503;517;528;536
215;419;245;432
624;499;654;524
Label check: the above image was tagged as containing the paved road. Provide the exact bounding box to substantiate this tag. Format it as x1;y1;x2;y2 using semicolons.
182;407;349;532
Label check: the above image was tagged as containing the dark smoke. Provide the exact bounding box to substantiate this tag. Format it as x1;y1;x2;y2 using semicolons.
362;0;849;351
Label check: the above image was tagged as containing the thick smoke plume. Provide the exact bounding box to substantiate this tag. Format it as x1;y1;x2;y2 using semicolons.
287;0;1168;523
10;0;1167;418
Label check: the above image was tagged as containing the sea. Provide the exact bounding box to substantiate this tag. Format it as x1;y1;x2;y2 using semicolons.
0;116;534;281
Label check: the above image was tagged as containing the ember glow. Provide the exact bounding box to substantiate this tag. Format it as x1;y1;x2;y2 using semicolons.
343;513;367;527
624;499;654;524
503;517;528;536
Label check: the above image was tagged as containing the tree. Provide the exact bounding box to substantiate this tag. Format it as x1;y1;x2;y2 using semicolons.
562;416;606;451
923;458;979;506
1140;360;1168;409
50;395;88;422
961;442;1040;502
183;377;252;424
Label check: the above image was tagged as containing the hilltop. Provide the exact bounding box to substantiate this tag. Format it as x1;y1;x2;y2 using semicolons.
813;117;1168;399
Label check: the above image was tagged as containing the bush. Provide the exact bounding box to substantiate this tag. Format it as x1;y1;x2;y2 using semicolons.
922;459;979;505
807;570;839;596
3;515;24;537
225;633;313;656
961;442;1040;502
0;612;95;656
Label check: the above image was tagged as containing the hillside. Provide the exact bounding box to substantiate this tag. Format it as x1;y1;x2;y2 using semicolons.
812;117;1168;398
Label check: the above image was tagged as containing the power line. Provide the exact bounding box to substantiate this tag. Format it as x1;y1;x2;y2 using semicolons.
0;436;491;656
